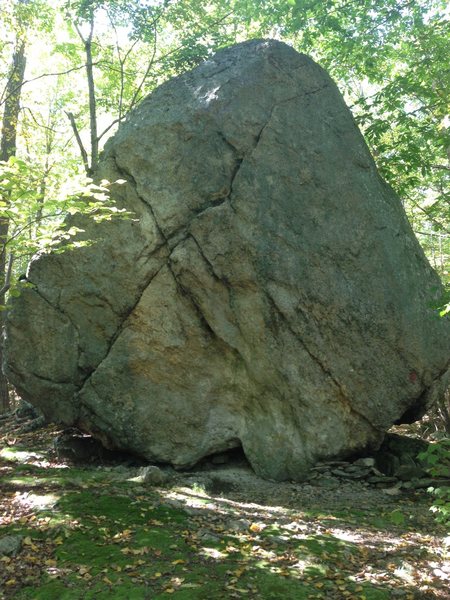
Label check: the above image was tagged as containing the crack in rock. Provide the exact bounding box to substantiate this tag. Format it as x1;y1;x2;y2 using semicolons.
74;259;171;400
111;154;168;245
188;233;226;285
265;290;382;434
72;149;245;396
166;251;247;368
248;88;329;158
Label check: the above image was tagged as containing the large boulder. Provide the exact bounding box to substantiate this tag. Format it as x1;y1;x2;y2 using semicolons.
4;40;449;481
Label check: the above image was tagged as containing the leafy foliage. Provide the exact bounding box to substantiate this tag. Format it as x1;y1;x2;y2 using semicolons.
419;439;450;524
0;156;131;294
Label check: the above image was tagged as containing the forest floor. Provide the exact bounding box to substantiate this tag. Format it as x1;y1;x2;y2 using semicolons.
0;414;449;600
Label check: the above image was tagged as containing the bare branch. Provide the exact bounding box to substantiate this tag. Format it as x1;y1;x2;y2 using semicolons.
97;116;123;142
65;111;89;174
406;193;450;235
73;19;86;44
0;64;100;109
126;9;234;113
6;212;67;246
21;106;62;135
415;230;450;238
127;22;158;113
430;164;450;172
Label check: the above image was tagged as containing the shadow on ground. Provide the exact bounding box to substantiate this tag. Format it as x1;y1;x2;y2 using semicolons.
0;417;448;599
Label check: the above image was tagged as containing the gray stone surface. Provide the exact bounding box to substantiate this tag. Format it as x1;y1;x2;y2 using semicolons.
3;39;449;481
0;535;23;557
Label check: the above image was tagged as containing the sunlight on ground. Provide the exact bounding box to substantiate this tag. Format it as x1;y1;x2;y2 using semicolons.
1;418;449;599
0;448;47;463
161;484;450;594
16;493;60;511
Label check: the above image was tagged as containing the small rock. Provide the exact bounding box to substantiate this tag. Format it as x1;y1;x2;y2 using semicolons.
332;468;369;479
382;485;402;496
139;465;169;485
0;535;23;557
367;475;398;484
369;467;385;476
15;400;40;420
227;519;251;532
353;457;376;467
309;465;331;473
197;528;221;542
343;465;366;473
408;478;436;490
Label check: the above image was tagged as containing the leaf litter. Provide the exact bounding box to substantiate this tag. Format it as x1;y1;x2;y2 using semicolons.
0;413;448;599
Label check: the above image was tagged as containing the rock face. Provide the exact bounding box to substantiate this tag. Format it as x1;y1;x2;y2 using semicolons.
4;40;449;481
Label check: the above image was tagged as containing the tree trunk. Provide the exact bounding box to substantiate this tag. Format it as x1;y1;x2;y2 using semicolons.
0;40;26;412
73;11;98;175
85;34;98;174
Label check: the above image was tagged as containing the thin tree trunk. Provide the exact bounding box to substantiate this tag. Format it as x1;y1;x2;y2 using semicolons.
0;40;26;412
85;33;98;174
73;11;98;175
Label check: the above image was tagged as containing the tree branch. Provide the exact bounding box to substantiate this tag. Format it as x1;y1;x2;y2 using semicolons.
97;116;124;142
430;164;450;172
0;64;100;109
65;111;89;174
75;10;98;174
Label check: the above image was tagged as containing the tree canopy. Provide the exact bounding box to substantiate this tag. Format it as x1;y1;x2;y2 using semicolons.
1;0;448;290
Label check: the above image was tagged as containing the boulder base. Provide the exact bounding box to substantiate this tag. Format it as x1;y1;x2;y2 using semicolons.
4;40;449;481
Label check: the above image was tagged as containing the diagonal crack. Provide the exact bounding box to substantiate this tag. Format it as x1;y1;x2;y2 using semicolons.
111;154;168;245
74;260;168;399
186;232;251;349
188;232;226;285
247;86;330;158
166;248;248;369
265;290;383;434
